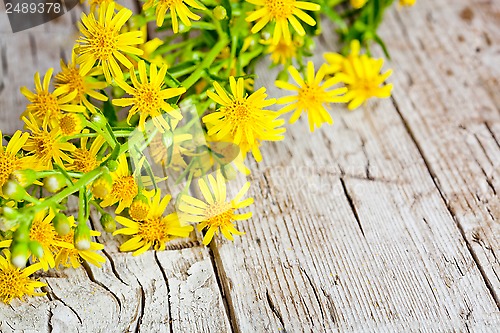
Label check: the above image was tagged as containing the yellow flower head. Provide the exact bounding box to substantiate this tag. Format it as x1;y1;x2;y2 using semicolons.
113;60;186;133
55;216;105;268
399;0;416;6
262;37;299;65
179;171;253;245
29;210;74;271
55;47;109;113
23;114;76;170
0;249;46;304
0;130;30;195
100;155;139;213
143;0;205;33
114;189;193;256
323;39;361;74
246;0;320;45
54;113;85;137
76;3;144;83
20;69;86;126
128;191;151;221
350;0;367;9
67;132;106;173
275;61;347;132
336;55;393;110
204;77;285;162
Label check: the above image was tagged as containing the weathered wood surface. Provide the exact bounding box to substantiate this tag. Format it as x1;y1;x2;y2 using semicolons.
1;0;500;332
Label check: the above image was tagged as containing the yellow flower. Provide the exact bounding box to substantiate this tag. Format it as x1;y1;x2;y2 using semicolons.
29;210;74;270
144;0;204;33
76;3;144;83
55;47;108;113
23;114;76;170
128;191;151;221
0;130;30;195
114;190;193;256
67;133;106;173
113;60;186;133
262;37;299;65
100;155;139;213
0;249;46;304
400;0;416;6
53;113;85;136
55;217;105;268
246;0;320;45
350;0;367;9
336;55;393;110
275;62;347;132
20;69;86;126
204;77;285;162
179;171;253;245
323;39;361;74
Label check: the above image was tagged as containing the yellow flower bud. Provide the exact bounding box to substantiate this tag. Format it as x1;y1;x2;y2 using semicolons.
214;6;227;20
128;194;150;221
100;213;116;233
10;241;29;268
43;174;67;193
28;240;44;259
2;180;28;201
53;213;71;236
74;223;91;250
10;169;38;187
91;173;113;199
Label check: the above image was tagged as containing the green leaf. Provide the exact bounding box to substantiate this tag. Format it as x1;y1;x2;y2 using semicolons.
102;92;118;126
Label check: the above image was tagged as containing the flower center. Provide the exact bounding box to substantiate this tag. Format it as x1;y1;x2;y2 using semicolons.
30;218;56;246
129;201;149;221
298;84;325;106
89;25;118;61
138;217;165;242
56;68;86;102
58;114;78;136
225;99;251;123
135;83;162;115
112;176;138;201
0;268;26;303
265;0;295;19
72;148;98;173
0;152;17;187
32;91;60;120
205;202;234;228
33;131;57;163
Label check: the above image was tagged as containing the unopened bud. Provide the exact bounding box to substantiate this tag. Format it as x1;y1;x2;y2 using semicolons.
13;226;29;243
129;194;150;221
2;180;28;201
11;169;38;187
74;223;91;250
91;173;113;199
28;240;44;258
100;213;116;233
91;113;107;127
0;206;20;232
214;6;227;20
43;174;67;193
10;242;29;268
53;213;71;236
107;160;119;172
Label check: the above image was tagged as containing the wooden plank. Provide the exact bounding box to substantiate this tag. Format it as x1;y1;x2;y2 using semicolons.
379;0;500;303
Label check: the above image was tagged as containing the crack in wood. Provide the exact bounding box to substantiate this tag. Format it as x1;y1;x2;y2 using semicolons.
43;284;83;325
134;280;146;333
80;261;123;314
265;289;286;332
299;266;326;325
390;96;500;309
340;177;365;238
153;251;173;333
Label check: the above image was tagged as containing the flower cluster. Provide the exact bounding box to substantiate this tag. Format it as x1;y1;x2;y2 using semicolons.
1;0;415;303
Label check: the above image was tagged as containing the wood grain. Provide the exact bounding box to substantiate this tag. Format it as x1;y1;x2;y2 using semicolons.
0;0;499;331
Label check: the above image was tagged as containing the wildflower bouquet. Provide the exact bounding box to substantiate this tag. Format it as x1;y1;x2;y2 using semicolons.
0;0;413;303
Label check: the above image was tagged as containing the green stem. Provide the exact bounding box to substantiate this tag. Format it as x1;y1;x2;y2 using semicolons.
181;36;229;90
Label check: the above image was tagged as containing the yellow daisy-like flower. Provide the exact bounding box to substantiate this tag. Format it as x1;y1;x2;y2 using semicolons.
55;217;106;268
29;210;73;271
203;77;285;162
0;130;30;195
67;133;106;173
143;0;204;33
262;37;299;65
53;113;85;136
323;39;361;75
0;249;46;304
113;60;186;133
20;69;86;126
246;0;320;45
114;190;193;256
275;62;347;132
350;0;367;9
55;47;108;113
179;171;253;245
76;3;144;84
336;55;393;110
23;114;76;170
100;155;139;213
400;0;416;6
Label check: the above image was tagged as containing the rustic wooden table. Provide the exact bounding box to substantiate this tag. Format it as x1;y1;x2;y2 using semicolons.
1;0;499;332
